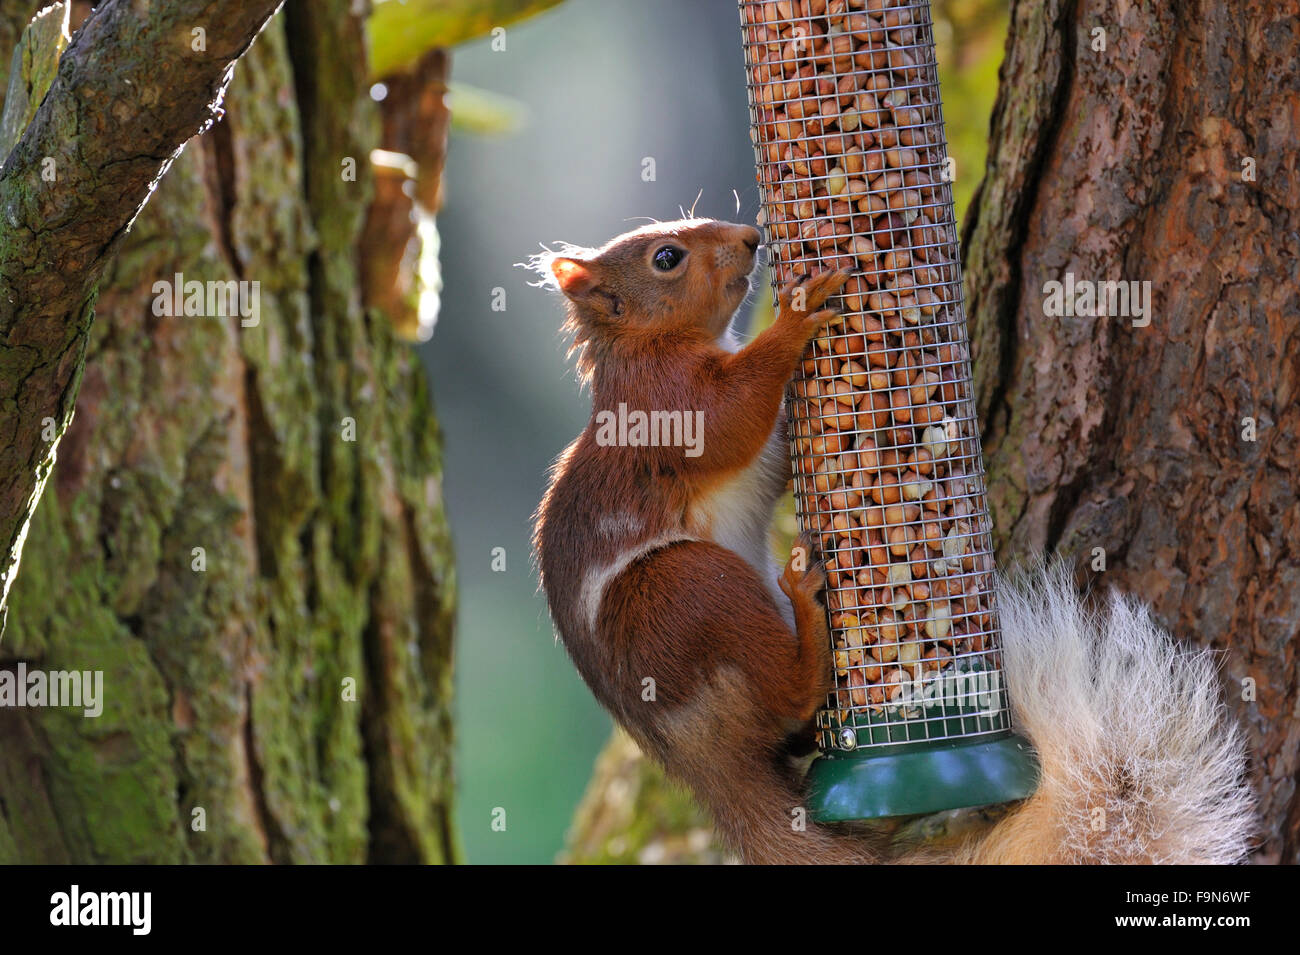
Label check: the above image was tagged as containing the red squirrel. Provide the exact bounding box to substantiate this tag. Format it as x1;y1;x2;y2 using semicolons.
532;216;880;863
532;218;1254;865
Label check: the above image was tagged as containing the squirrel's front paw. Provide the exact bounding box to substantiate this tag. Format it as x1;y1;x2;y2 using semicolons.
777;268;852;337
779;530;826;603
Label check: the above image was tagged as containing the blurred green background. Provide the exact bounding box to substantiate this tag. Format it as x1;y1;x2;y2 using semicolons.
417;0;1009;864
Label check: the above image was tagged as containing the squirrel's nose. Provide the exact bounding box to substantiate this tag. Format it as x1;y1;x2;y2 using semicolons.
741;226;761;253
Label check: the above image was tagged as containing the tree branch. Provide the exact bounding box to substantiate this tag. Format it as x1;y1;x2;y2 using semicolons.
0;0;283;615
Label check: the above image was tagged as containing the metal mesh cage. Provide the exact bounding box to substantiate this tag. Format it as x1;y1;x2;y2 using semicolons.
738;0;1012;753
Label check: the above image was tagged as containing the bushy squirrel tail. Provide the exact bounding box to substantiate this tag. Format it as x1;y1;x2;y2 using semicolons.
678;561;1254;865
955;561;1255;864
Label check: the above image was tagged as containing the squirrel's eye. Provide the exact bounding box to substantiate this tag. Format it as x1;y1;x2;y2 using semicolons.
653;246;684;271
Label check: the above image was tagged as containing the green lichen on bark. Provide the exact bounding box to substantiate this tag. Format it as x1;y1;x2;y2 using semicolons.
0;1;458;864
0;0;283;616
0;3;68;157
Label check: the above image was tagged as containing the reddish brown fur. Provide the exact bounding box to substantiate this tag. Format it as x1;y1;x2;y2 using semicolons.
533;218;858;862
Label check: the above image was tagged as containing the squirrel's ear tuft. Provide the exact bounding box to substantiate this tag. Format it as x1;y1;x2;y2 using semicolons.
551;257;600;298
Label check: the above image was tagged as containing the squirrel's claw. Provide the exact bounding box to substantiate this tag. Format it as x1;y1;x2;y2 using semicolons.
779;530;825;601
779;268;853;320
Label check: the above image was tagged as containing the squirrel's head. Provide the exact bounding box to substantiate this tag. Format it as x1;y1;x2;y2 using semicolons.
533;218;762;380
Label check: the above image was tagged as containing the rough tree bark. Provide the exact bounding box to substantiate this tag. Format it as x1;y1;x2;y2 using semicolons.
961;0;1298;865
566;0;1298;864
0;0;283;614
0;0;458;863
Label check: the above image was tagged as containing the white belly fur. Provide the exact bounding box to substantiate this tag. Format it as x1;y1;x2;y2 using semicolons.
577;323;796;633
687;421;792;628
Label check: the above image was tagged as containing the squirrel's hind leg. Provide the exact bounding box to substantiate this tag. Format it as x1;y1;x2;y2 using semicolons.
597;538;873;862
777;530;835;725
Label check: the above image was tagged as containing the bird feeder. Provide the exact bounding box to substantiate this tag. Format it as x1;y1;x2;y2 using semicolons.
738;0;1038;820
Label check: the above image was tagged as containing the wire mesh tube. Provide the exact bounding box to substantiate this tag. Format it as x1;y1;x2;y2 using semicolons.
738;0;1012;753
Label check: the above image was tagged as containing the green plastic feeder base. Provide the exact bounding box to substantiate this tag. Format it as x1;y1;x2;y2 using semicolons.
806;732;1039;822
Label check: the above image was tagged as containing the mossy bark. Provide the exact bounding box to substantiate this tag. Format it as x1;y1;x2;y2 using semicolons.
0;0;284;615
0;1;457;864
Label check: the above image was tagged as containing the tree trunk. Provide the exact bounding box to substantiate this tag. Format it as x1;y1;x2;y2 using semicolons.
961;0;1298;865
0;0;284;615
0;0;458;863
566;0;1297;864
